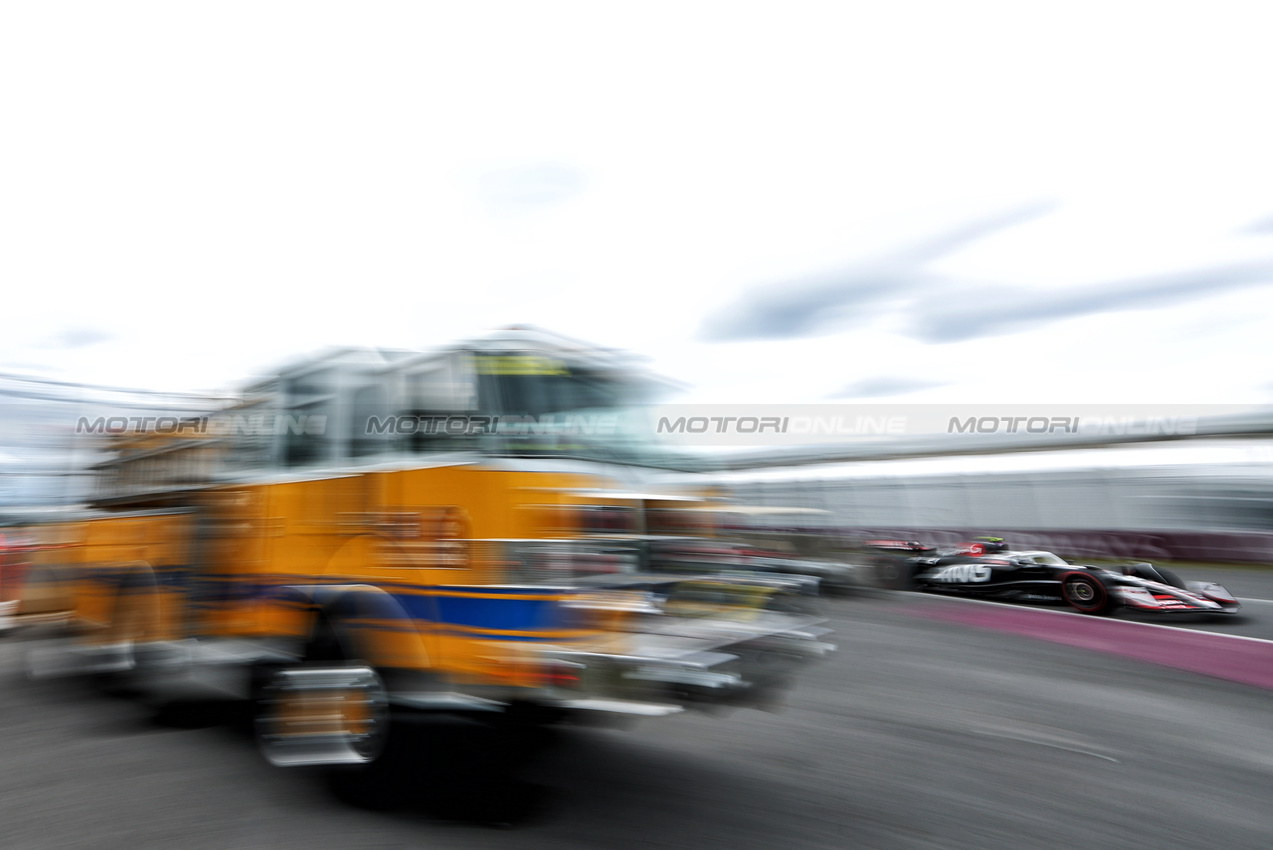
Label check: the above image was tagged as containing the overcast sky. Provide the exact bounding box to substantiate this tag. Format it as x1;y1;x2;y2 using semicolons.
4;2;1273;407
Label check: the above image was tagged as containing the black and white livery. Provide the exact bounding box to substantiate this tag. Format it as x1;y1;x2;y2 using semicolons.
868;538;1240;616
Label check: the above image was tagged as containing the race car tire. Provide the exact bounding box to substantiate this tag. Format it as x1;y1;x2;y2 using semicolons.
873;556;915;591
1059;571;1115;615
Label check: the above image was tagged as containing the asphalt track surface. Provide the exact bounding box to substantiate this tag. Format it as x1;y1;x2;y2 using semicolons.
4;567;1273;850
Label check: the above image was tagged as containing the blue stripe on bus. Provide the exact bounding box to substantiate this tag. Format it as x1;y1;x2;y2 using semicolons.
397;592;563;631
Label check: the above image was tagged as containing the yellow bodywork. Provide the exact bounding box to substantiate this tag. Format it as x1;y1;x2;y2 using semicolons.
17;462;648;691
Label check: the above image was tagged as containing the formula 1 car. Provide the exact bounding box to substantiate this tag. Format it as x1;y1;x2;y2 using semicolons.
867;537;1240;615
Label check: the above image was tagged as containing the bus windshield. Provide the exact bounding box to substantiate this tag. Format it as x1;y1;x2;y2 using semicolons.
472;353;708;471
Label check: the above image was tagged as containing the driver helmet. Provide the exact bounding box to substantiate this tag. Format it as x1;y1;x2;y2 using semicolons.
973;536;1009;554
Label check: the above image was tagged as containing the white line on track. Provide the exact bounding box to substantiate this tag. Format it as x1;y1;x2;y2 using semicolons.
968;729;1121;763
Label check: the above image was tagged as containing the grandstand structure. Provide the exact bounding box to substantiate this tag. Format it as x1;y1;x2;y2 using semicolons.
713;409;1273;564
